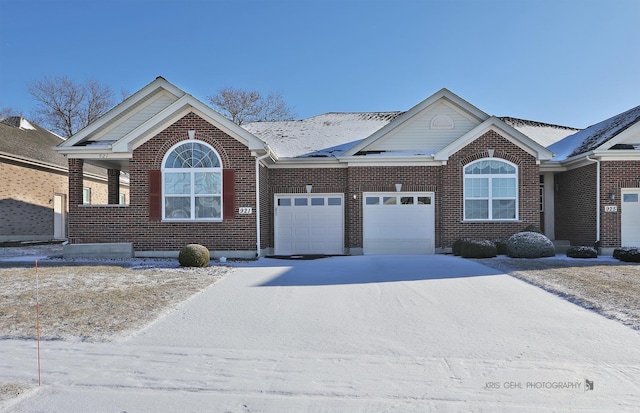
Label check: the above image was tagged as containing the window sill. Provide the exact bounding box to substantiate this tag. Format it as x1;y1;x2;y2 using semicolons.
461;219;521;223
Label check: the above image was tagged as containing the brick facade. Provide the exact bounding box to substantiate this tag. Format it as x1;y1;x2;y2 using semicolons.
600;160;640;248
68;112;258;254
1;158;119;241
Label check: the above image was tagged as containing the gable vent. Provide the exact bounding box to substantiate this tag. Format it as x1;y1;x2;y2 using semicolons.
430;114;454;130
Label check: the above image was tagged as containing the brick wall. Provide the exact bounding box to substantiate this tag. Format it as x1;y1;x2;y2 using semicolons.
554;163;597;246
440;130;541;248
600;160;640;248
1;158;115;240
68;112;258;253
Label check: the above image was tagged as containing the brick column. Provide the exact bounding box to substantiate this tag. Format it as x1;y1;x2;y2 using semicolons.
108;168;120;204
68;158;84;210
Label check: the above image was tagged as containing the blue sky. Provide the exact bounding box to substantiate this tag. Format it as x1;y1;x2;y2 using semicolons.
1;0;638;128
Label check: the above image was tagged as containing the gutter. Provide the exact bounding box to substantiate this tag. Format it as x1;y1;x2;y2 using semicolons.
585;155;600;247
254;152;271;258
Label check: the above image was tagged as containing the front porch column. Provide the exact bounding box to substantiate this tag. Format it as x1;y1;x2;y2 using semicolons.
68;158;84;210
543;172;556;239
107;168;120;204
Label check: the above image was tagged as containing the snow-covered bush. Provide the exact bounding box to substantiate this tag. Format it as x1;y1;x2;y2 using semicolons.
506;231;555;258
460;239;497;258
178;244;210;267
613;247;640;263
566;246;598;259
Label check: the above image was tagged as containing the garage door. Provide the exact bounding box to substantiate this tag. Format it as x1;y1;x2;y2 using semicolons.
622;189;640;247
363;192;435;255
274;194;344;255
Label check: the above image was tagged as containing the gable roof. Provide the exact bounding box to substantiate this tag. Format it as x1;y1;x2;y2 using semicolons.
548;104;640;161
341;88;488;157
0;117;67;169
0;117;109;177
243;112;402;158
56;77;269;169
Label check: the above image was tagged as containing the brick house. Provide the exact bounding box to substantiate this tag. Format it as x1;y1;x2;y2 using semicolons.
0;117;129;242
55;77;639;258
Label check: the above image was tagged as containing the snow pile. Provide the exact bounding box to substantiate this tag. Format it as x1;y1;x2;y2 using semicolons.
243;112;402;158
548;104;640;161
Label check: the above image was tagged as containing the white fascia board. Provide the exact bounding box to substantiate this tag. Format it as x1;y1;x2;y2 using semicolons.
60;77;185;148
594;150;640;161
268;158;347;169
0;152;68;174
342;154;442;167
342;89;488;157
434;117;554;161
110;95;268;153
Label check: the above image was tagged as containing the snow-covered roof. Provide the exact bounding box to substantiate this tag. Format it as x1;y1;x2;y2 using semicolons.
548;105;640;161
500;117;580;148
242;112;402;158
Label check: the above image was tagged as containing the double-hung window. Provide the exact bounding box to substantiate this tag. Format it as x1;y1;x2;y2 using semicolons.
162;141;222;220
464;159;518;220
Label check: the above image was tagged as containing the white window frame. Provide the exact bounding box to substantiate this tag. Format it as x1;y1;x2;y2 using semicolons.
82;187;91;204
463;158;518;221
161;140;223;221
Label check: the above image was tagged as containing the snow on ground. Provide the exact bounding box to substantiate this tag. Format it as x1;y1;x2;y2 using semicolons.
2;255;640;412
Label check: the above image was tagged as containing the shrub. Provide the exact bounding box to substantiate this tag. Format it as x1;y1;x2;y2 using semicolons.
492;238;507;255
452;238;471;256
178;244;210;267
613;247;640;263
460;239;497;258
506;231;555;258
566;246;598;259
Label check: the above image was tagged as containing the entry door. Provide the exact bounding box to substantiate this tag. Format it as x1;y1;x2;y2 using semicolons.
274;194;344;255
363;192;435;254
622;189;640;247
53;194;66;239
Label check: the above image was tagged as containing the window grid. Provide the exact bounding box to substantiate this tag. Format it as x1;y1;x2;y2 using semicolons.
464;159;518;221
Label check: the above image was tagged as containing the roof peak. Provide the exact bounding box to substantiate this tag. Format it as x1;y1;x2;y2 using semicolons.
1;116;37;131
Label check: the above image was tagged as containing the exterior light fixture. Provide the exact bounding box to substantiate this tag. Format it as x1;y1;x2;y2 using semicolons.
609;192;616;202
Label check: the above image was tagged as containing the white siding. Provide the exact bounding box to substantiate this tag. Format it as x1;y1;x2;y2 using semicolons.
367;101;480;152
95;93;179;141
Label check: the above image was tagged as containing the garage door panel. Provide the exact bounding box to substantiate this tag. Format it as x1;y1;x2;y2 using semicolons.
364;192;435;255
275;194;344;255
622;189;640;247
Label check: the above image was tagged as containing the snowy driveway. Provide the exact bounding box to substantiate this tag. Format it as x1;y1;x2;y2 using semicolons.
3;255;640;412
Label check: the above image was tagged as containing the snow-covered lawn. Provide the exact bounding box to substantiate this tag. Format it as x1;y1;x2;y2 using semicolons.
2;253;640;412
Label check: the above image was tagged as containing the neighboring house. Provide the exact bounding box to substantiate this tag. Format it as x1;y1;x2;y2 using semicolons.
0;116;129;242
54;77;639;258
546;105;640;252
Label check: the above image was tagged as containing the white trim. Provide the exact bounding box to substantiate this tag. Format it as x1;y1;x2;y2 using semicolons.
161;140;223;221
463;158;519;221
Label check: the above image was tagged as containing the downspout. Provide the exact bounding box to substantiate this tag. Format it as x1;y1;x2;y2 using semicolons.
255;152;271;258
586;155;600;248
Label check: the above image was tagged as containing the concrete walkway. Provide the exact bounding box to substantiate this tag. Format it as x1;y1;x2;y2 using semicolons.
3;255;640;412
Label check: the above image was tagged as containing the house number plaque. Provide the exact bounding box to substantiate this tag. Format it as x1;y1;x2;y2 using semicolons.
239;207;253;214
604;205;617;212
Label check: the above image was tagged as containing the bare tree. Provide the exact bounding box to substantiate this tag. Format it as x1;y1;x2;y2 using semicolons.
28;75;115;138
207;87;295;125
0;106;21;119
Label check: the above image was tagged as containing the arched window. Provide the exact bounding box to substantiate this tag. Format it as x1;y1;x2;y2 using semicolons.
464;159;518;220
162;141;222;220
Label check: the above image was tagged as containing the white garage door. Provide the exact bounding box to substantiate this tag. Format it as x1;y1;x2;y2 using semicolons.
622;189;640;247
363;192;435;255
274;194;344;255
